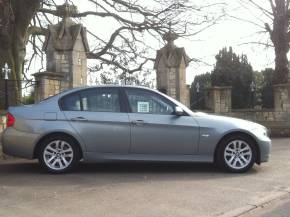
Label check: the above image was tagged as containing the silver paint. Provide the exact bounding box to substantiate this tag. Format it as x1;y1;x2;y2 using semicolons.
1;85;271;167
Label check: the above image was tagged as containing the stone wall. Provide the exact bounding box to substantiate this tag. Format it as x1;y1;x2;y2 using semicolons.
0;111;6;132
203;84;290;137
201;108;290;136
221;109;290;137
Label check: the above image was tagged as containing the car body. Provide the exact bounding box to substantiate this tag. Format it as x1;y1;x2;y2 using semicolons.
1;85;271;173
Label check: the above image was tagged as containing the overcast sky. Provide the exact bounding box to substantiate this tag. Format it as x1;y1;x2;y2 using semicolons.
177;0;274;83
27;0;276;84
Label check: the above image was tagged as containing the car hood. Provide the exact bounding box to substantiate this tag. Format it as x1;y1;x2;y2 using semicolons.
192;112;266;131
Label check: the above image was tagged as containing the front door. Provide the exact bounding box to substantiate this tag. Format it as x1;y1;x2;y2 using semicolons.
124;88;199;155
61;87;130;153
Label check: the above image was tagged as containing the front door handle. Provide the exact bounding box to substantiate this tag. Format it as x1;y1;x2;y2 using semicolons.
70;117;88;122
131;120;144;126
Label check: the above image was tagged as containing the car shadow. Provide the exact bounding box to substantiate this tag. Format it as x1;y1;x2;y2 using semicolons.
0;160;220;174
78;161;218;173
0;160;259;181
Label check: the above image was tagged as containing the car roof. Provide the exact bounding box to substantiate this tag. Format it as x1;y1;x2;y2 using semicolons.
47;85;156;99
74;84;152;89
37;85;157;105
64;84;152;93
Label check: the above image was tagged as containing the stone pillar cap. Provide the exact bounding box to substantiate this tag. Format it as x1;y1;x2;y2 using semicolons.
32;71;65;78
206;86;232;90
273;83;290;87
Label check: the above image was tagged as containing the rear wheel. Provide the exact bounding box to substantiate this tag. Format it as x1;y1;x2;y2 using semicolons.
38;135;80;173
216;135;257;173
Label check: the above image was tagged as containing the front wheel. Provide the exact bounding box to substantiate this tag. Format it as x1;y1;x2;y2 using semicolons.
216;135;257;173
38;135;80;173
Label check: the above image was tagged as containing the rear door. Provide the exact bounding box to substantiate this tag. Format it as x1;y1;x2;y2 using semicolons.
60;87;130;153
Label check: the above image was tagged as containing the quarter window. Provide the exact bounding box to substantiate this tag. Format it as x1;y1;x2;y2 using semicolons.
61;93;81;111
125;88;174;115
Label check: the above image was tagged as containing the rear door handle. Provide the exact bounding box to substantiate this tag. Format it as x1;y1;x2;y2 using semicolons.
131;120;144;126
70;117;88;122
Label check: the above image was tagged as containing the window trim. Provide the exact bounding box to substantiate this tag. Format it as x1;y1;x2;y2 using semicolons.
59;87;125;113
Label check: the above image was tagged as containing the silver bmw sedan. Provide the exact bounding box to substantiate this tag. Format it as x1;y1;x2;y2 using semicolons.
1;85;271;173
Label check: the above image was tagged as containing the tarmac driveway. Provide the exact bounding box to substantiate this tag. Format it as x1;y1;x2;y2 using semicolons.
0;138;289;217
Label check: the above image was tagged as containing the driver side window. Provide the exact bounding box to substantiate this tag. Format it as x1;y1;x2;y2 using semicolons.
125;88;174;115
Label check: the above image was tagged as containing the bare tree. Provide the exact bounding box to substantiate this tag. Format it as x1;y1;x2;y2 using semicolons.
266;0;290;84
0;0;41;103
234;0;290;84
0;0;224;104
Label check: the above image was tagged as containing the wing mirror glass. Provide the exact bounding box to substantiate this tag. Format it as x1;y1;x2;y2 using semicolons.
174;106;184;116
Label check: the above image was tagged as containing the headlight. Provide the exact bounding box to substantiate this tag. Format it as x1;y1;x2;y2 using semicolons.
253;127;269;138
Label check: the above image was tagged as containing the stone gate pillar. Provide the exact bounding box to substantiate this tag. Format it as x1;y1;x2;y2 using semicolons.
154;30;190;107
205;86;232;113
273;84;290;112
33;72;63;102
33;2;89;102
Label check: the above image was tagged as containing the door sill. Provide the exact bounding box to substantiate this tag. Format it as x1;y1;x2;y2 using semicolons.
83;152;213;163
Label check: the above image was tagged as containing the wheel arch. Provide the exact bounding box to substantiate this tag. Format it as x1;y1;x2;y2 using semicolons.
213;131;261;164
33;132;84;159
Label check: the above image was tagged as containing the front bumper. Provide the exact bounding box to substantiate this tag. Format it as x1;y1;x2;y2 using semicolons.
257;137;271;163
2;127;40;159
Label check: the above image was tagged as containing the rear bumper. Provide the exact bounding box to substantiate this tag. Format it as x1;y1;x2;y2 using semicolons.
257;137;271;163
1;127;39;159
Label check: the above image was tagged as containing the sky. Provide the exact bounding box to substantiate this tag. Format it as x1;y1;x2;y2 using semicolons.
26;0;276;85
176;0;274;83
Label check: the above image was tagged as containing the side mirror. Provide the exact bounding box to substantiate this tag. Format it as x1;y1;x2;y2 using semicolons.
174;106;184;116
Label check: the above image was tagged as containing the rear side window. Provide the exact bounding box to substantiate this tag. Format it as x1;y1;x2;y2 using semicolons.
81;89;120;112
60;88;121;112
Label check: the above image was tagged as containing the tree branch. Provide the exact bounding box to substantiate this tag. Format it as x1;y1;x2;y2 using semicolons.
27;26;47;36
90;55;150;74
38;8;147;27
265;23;274;42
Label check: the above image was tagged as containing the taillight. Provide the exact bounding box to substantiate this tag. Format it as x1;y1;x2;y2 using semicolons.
6;112;15;127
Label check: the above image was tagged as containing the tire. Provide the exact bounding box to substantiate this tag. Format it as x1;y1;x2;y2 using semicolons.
38;135;81;173
216;135;257;173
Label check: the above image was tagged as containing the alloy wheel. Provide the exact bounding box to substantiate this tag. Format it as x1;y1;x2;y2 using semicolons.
224;140;253;170
43;140;74;171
